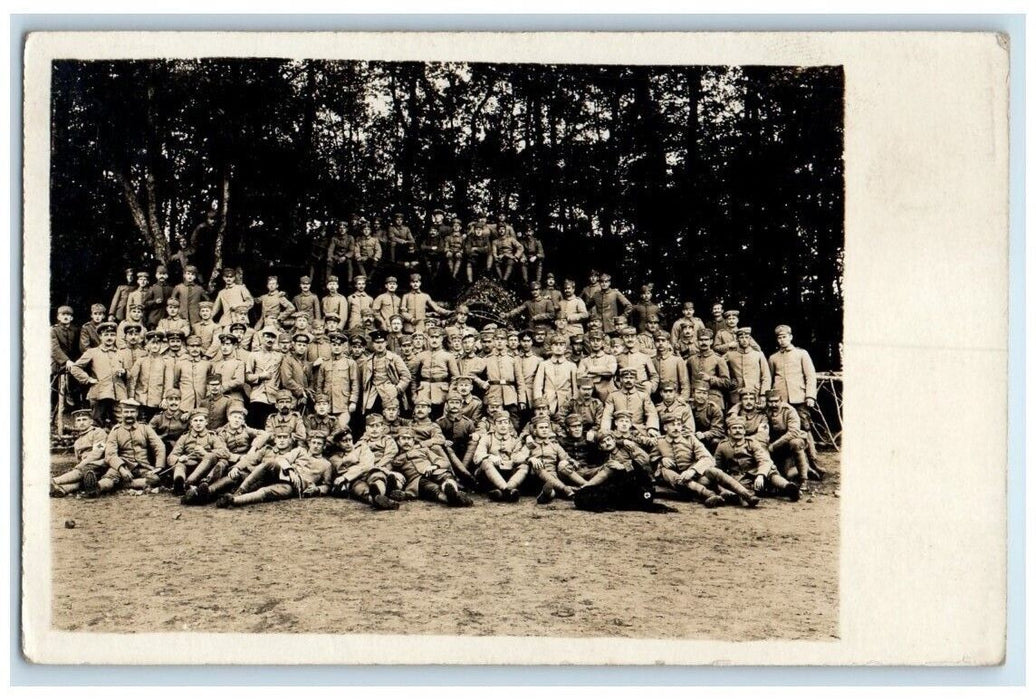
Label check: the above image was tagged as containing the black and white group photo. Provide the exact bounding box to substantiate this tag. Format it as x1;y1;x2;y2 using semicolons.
44;54;844;640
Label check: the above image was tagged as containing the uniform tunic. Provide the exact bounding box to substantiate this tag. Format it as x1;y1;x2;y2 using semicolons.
691;401;726;446
589;288;633;335
211;356;248;404
727;405;770;445
654;398;696;434
725;347;772;403
578;352;618;402
411;349;460;404
768;346;818;406
714;438;778;479
321;293;349;324
614;351;660;395
144;282;175;328
265;412;307;446
601;388;659;432
211;284;254;325
533;357;579;415
51;324;79;373
149;411;188;451
105;423;166;470
246;349;283;405
401;292;448;334
517;353;544;401
172;281;210;326
279;353;314;403
687;349;733;409
292;292;322;321
169;429;231;464
670;316;705;345
129;354;174;408
556;296;590;335
653;353;691;400
473;432;522;472
316;356;360;415
254;292;295;329
371;292;402;330
346;292;374;330
651;434;715;476
69;346;128;402
174;358;212;411
216;424;267;461
483;352;528;408
360;351;412;411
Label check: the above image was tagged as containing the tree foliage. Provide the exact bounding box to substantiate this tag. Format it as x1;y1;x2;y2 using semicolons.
50;59;844;368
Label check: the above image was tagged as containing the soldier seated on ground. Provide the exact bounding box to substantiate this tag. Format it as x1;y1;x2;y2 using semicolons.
50;409;109;498
651;414;759;508
81;399;164;498
713;415;800;502
216;428;330;508
390;427;473;507
329;413;402;511
511;415;588;505
472;410;527;502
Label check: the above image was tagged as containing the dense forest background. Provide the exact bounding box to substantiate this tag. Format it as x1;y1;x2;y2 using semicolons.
50;59;844;369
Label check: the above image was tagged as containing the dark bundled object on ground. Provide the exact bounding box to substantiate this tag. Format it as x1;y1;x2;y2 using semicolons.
573;468;677;514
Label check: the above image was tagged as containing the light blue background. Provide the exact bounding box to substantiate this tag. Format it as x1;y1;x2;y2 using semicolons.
10;13;1025;686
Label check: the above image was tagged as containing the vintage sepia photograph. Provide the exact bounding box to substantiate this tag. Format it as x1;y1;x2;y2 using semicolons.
42;52;844;641
23;30;1009;667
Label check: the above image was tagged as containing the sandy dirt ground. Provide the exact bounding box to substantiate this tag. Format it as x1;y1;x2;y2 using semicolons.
48;452;839;641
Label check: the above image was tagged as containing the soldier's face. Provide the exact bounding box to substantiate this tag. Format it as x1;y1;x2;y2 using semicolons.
366;422;385;439
729;424;746;440
622;335;636;350
165;398;180;412
428;335;443;349
588;337;603;352
647;321;659;333
206;381;221;396
493;338;506;351
743;394;757;411
767;397;781;412
664;421;681;437
228;413;246;429
188;344;202;358
300;283;311;292
185;271;197;284
661;388;676;403
166;304;180;317
199;307;213;320
520;337;533;351
397;434;415;450
446;398;461;414
129;308;143;321
712;304;723;318
278;339;291;352
693;389;708;404
276;398;292;413
157;272;168;283
73;415;92;433
600;278;611;289
615;417;633;433
683;306;694;318
697;338;712;352
350;343;365;358
456;382;472;397
355;279;367;291
621;375;636;390
190;415;208;432
315;401;330;415
493;417;511;434
331;340;345;356
125;270;135;283
599;436;616;451
327;282;338;293
121;408;138;425
579;385;593;399
389;318;403;333
507;337;519;350
91;310;105;323
372;339;387;353
274;434;292;450
776;331;792;348
308;438;326;455
100;331;117;346
566;423;583;438
57;311;73;325
657;341;672;356
126;330;142;345
737;334;751;348
462;337;475;354
223;273;236;287
534;331;546;344
534;423;552;439
681;329;694;344
293;341;309;355
137;276;149;287
414;404;430;419
551;341;567;356
410;280;421;291
221;341;235;356
726;316;738;328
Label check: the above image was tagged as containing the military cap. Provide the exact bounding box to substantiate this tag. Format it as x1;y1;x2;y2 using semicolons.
328;331;347;343
57;305;73;316
725;415;747;428
426;326;444;338
299;276;312;284
327;275;339;284
228;322;247;332
549;334;568;345
445;391;463;402
353;274;367;282
97;321;118;334
414;398;431;407
314;393;330;404
697;328;715;340
71;408;93;420
230;305;250;315
682;301;695;309
275;390;294;401
308;430;328;441
491;410;513;423
292;332;312;344
324;312;340;322
692;380;710;392
483;323;499;332
163;389;182;399
184;265;199;274
586;330;605;341
577;375;595;388
361;309;375;318
774;324;792;335
290;311;309;320
462;329;478;339
599;272;612;281
563;278;576;288
640;284;652;294
432;208;445;215
136;271;150;278
529;281;541;290
506;329;519;338
198;301;214;309
260;327;279;337
620;326;637;336
222;267;236;276
185;335;203;346
277;333;292;343
90;303;106;313
646;314;660;324
658;380;677;391
349;333;368;346
530;415;552;428
205;372;223;384
369;330;388;342
227;404;248;417
119;398;142;408
409;272;422;282
124;266;136;274
660;413;681;426
155;265;168;275
618;367;638;377
735;327;752;336
189;408;209;419
532;397;550;409
564;413;583;426
493;329;507;340
123;323;143;334
128;303;144;311
272;425;293;437
451;217;462;225
451;374;473;385
723;310;740;319
596;432;615;445
613;410;634;421
765;389;782;401
365;413;386;426
518;330;534;341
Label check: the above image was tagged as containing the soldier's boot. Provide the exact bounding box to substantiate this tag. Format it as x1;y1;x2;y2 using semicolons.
705;467;756;503
172;465;187;495
186;456;215;485
681;479;720;505
769;472;800;502
443;481;472;507
231;490;266;507
536;483;556;505
95;475;119;497
207;475;236;497
215;494;236;508
794;448;812;491
465;264;474;284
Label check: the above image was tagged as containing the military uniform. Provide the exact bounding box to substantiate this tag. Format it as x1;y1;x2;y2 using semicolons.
346;290;374;330
725;339;772;404
687;346;733;410
69;331;129;427
533;356;579;416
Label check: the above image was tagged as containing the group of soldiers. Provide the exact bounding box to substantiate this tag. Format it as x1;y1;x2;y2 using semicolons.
49;210;823;512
